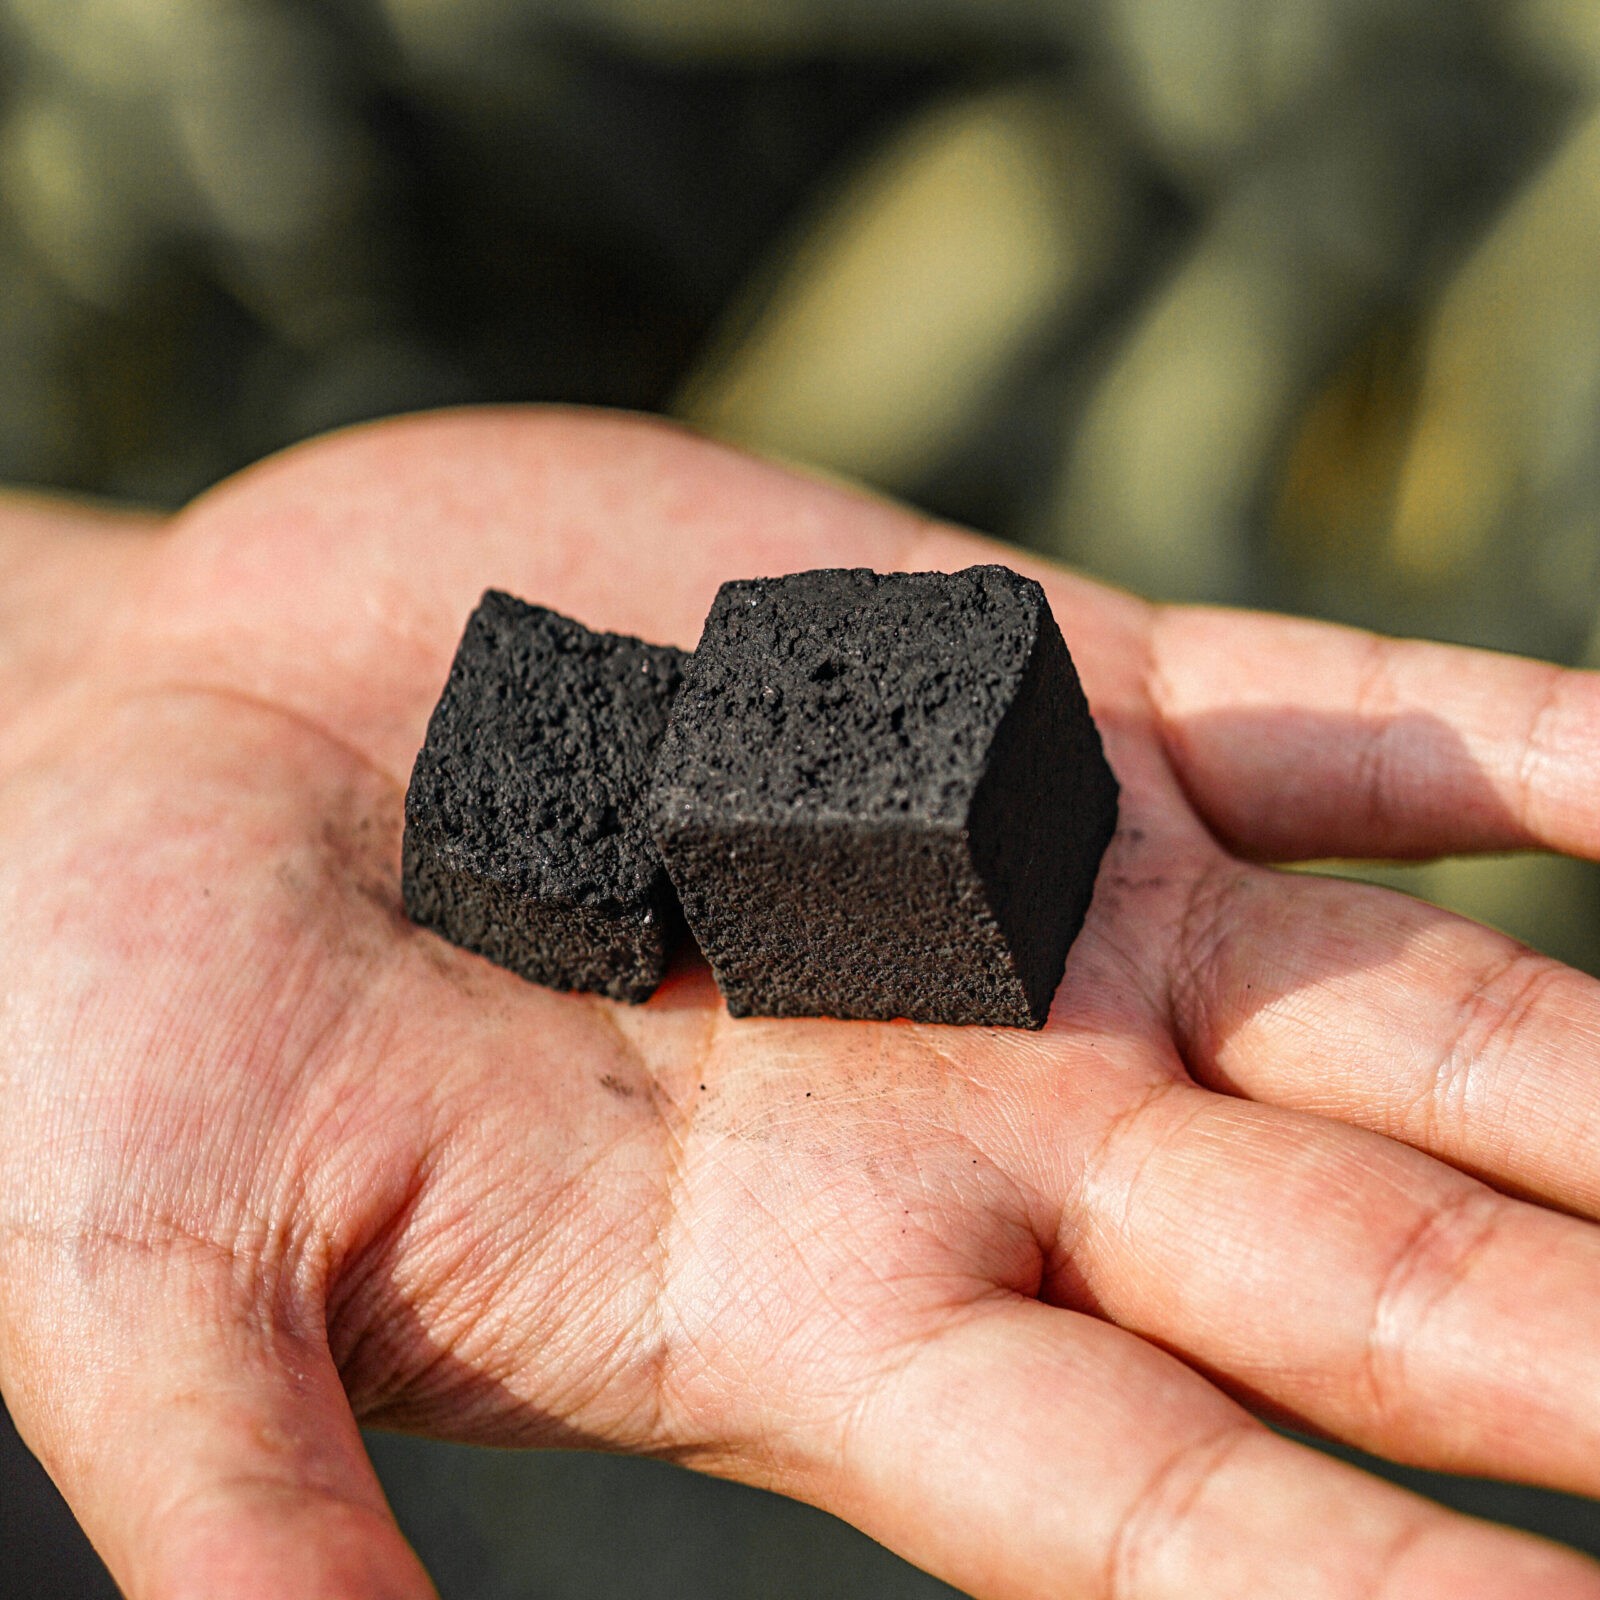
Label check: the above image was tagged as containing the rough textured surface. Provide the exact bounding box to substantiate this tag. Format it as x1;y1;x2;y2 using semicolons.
403;590;687;1002
650;565;1119;1027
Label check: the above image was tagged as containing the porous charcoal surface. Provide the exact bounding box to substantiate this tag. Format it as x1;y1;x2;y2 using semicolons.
403;590;687;1002
650;565;1119;1027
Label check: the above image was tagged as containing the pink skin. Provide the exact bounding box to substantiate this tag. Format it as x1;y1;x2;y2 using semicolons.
3;408;1600;1600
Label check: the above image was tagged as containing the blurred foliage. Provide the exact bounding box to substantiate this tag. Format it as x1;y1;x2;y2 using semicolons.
4;0;1600;1594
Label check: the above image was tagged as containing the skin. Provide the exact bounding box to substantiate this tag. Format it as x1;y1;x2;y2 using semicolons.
2;408;1600;1599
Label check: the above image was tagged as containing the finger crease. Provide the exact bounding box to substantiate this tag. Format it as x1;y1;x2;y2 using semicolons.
1167;860;1252;1061
1418;949;1560;1148
1367;1512;1436;1600
1362;1187;1502;1426
1105;1419;1256;1600
1351;634;1403;838
1072;1079;1207;1249
1513;666;1567;839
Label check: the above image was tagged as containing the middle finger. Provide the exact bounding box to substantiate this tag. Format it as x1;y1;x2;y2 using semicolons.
1168;862;1600;1217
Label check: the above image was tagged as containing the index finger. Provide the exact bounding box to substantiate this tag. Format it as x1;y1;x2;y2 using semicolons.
1148;605;1600;863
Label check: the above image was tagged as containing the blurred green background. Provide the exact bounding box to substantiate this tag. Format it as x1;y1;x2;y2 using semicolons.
3;0;1600;1593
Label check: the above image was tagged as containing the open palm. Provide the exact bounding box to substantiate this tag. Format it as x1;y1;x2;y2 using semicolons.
5;409;1600;1600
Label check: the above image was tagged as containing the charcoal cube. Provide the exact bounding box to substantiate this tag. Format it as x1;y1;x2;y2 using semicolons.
403;590;687;1002
649;566;1118;1028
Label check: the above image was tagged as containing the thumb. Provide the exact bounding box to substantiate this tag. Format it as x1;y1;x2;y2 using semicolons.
2;1239;436;1600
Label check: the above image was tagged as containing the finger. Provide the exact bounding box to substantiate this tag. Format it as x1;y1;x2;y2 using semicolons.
1148;604;1600;860
1;1239;435;1600
1170;861;1600;1218
810;1296;1600;1600
1053;1075;1600;1498
139;409;1154;781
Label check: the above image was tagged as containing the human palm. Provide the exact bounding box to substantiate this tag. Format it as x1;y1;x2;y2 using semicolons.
5;409;1600;1600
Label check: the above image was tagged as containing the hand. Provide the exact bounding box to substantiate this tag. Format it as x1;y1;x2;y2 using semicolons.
5;409;1600;1600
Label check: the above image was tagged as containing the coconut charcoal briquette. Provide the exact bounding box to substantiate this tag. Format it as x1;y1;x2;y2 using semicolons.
403;590;687;1002
649;566;1118;1028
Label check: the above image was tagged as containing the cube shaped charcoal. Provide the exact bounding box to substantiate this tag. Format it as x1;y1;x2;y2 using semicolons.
403;590;687;1003
649;566;1119;1028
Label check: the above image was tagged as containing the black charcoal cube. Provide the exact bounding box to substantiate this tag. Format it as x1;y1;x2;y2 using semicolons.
403;590;687;1003
649;566;1118;1028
